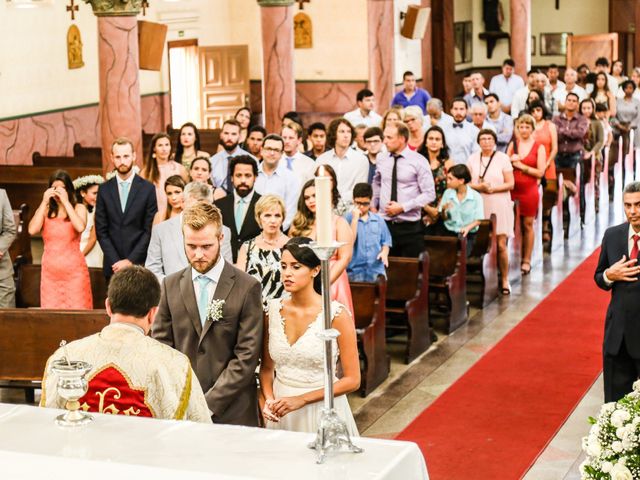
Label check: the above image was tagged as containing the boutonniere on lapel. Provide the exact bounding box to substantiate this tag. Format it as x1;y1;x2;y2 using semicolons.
206;299;225;323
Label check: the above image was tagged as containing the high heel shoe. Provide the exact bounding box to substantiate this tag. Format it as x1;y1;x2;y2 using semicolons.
521;262;531;275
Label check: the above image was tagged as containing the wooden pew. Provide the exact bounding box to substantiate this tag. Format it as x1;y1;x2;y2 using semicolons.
385;253;431;364
8;203;32;267
16;263;107;310
423;235;469;333
73;143;102;164
32;144;102;168
0;308;109;400
466;215;498;308
351;276;389;397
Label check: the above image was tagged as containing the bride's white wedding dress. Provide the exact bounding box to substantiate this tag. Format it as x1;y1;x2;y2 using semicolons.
265;298;359;435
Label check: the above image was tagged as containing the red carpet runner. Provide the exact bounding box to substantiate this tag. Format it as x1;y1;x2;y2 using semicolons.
397;249;609;479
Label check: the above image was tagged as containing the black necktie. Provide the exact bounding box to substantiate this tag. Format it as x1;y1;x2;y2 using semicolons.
390;154;399;202
453;123;464;129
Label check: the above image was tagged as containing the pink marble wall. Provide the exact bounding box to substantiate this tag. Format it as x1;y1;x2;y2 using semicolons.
368;0;395;115
0;93;169;166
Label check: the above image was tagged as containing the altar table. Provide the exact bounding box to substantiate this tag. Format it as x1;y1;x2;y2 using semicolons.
0;403;429;480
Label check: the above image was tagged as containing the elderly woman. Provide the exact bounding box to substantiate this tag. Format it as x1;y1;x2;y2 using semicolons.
404;105;425;151
468;129;515;294
236;194;289;311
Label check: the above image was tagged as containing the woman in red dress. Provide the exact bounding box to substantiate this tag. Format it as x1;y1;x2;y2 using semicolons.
506;114;546;275
28;170;93;309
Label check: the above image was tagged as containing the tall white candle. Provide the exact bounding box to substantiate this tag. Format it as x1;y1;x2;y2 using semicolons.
314;174;332;247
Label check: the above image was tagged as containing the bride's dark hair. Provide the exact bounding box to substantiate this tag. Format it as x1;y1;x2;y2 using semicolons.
282;237;322;294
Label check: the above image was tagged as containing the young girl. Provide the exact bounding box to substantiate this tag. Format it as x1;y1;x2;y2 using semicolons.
73;174;105;268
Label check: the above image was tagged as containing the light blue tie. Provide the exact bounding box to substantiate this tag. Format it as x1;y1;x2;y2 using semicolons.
286;156;294;170
119;182;130;212
235;198;246;233
196;275;211;326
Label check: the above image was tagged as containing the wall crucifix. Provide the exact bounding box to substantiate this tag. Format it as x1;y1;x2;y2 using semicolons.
66;0;79;21
297;0;310;10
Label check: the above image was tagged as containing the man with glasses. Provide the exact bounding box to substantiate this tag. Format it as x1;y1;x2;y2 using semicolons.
254;134;299;230
363;126;384;184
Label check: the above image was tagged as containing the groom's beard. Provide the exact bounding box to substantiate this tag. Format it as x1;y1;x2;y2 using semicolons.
189;250;220;274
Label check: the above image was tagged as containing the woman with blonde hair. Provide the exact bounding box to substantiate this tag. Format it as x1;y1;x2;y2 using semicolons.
381;107;405;131
236;194;289;311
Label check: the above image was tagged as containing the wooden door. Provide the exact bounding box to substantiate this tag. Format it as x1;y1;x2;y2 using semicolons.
199;45;249;129
566;33;619;69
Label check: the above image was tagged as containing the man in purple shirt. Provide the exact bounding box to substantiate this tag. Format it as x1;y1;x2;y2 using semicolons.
391;71;432;115
372;122;435;257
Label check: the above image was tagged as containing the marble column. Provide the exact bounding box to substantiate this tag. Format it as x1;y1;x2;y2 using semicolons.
258;0;296;134
86;1;143;172
431;0;455;107
421;0;433;95
510;0;531;78
368;0;395;114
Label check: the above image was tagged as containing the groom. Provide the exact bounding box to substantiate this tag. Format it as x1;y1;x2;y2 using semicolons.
152;202;263;426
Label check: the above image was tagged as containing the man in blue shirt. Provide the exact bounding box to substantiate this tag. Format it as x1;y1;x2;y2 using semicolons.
391;71;431;114
346;183;392;282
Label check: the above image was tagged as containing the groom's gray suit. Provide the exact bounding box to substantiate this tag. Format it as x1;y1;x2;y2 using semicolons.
152;260;263;426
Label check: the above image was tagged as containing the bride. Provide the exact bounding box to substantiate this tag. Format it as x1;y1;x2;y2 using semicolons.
259;237;360;434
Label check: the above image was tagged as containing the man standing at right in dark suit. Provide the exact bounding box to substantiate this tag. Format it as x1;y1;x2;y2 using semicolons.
214;155;261;263
95;138;157;279
595;181;640;402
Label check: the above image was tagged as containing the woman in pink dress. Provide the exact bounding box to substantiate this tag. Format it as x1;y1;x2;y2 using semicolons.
289;179;354;316
141;133;189;220
507;114;546;275
467;129;515;295
27;170;92;309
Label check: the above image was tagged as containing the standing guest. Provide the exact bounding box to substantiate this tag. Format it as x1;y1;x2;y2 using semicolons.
255;134;300;230
281;123;316;183
210;119;252;193
214;155;262;263
234;107;252;147
372;122;435;257
245;125;266;161
553;92;589;195
28;170;92;309
260;237;359;434
580;99;605;214
617;68;640;100
290;179;354;314
141;133;188;219
426;98;454;128
344;88;382;128
153;175;185;225
189;156;227;200
438;164;484;256
464;72;490;108
391;70;431;114
363;126;384;184
305;122;327;160
546;64;565;100
507;115;546;275
469;102;494;131
382;107;405;131
595;182;640;401
346;183;392;282
489;58;524;114
468;129;515;294
612;60;627;86
0;189;16;308
352;124;368;153
74;174;105;269
317;117;369;206
484;93;514;153
152;202;263;426
418;126;453;231
525;89;545;113
444;98;480;165
613;80;640;152
553;68;587;113
576;64;590;89
41;266;211;422
594;57;619;95
146;182;232;282
174;122;209;171
457;75;473;98
591;72;617;117
511;69;539;118
236;195;288;311
404;105;426;151
314;164;350;216
596;103;614;150
95;137;158;280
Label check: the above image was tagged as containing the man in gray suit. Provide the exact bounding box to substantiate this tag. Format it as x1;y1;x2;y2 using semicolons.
145;182;232;281
0;189;17;308
152;202;263;426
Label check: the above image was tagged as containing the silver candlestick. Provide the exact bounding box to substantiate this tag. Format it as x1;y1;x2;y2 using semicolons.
50;359;93;427
305;241;363;464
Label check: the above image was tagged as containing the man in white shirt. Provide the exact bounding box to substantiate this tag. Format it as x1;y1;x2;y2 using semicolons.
489;58;524;114
511;69;540;118
317;118;369;205
553;68;587;113
443;98;479;165
281;123;315;183
344;88;382;128
254;134;300;230
210;119;252;193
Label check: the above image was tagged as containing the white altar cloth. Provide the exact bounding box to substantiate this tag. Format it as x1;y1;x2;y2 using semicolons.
0;403;428;480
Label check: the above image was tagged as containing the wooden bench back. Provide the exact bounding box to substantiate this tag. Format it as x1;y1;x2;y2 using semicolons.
423;236;460;277
469;216;495;258
9;203;31;264
386;253;428;301
350;275;386;330
0;309;109;381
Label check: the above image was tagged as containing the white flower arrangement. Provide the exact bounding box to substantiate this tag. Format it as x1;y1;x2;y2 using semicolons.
581;381;640;479
73;174;105;191
206;299;225;323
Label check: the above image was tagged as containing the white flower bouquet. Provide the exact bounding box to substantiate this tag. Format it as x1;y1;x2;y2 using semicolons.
581;380;640;479
206;299;225;323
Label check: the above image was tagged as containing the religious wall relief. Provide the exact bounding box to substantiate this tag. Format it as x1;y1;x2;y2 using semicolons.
67;25;85;69
294;12;312;49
